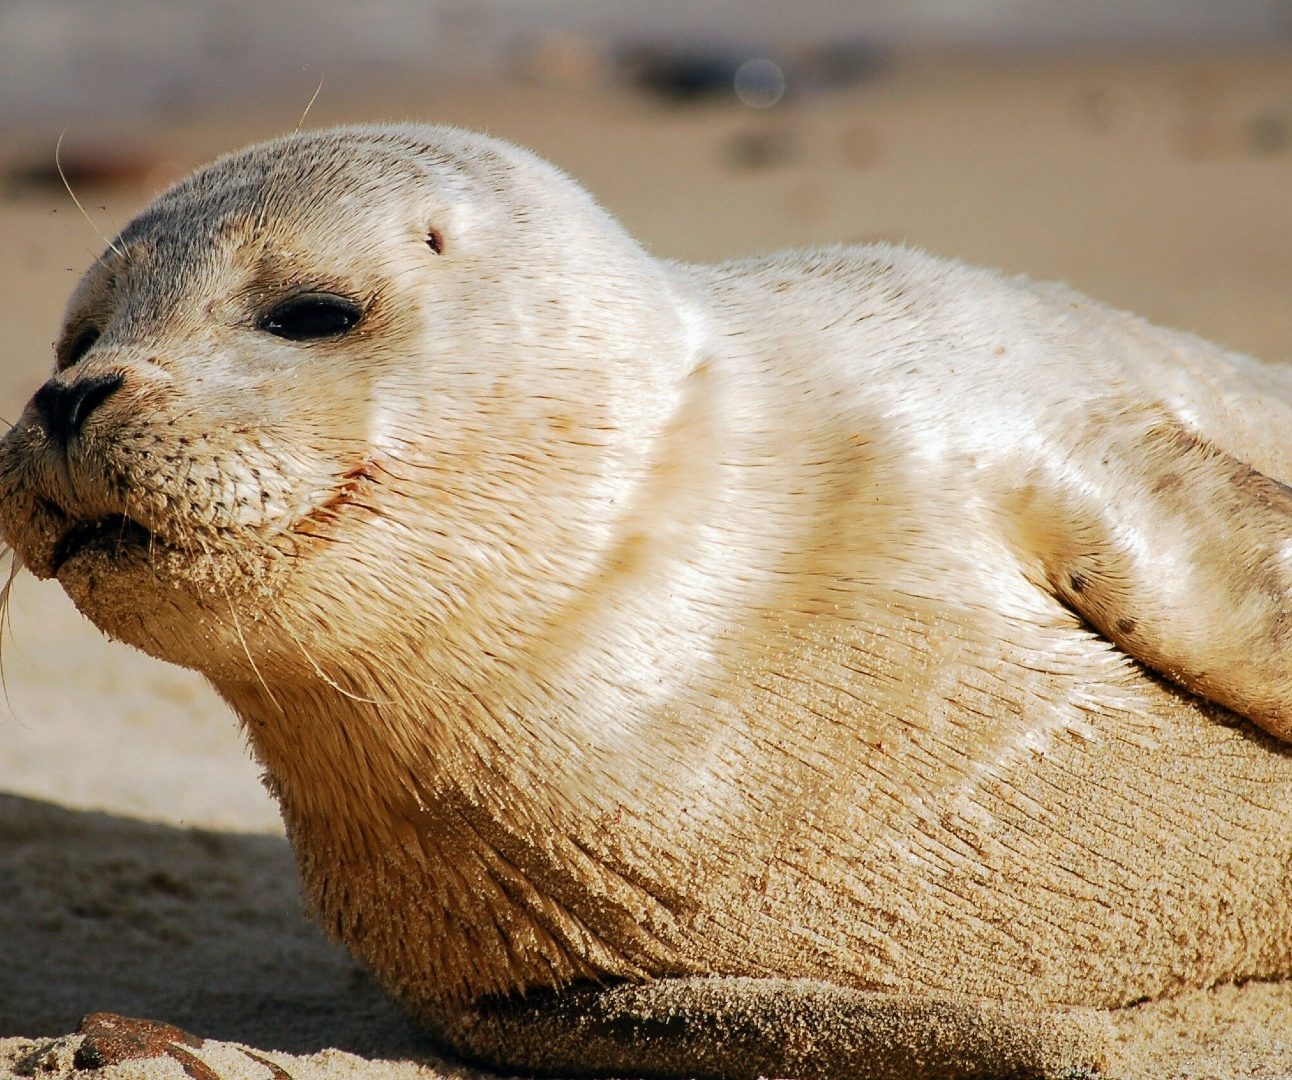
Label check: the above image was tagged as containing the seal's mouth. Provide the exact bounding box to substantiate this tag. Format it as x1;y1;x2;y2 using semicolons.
51;514;154;575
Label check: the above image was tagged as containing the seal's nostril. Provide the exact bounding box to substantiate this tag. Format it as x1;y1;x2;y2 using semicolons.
32;372;124;447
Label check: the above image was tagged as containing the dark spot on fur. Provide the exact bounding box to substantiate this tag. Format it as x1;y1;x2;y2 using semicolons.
426;228;444;255
1069;573;1087;594
1116;617;1137;635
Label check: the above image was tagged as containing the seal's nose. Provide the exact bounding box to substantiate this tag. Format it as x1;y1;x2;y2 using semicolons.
32;372;124;447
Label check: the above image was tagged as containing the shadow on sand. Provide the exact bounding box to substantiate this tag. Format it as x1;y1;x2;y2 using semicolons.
0;793;437;1060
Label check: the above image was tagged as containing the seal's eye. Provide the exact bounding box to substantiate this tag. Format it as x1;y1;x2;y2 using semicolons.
259;293;363;342
60;326;101;369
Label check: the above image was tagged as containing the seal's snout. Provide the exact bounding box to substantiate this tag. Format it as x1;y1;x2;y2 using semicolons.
32;371;123;448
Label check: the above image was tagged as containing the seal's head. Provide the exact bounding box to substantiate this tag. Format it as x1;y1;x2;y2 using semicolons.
0;126;692;683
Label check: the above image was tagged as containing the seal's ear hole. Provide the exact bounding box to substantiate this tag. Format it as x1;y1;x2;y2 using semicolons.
426;228;444;256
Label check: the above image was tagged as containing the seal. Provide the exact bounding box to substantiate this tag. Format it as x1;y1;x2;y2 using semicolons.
3;123;1292;1078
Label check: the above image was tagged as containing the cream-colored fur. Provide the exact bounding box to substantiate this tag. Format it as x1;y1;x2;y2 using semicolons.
3;124;1292;1078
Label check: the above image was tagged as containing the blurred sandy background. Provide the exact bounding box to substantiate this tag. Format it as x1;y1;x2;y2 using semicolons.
3;2;1292;1077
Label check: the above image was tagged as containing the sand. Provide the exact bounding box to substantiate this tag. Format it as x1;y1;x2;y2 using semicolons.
2;49;1292;1079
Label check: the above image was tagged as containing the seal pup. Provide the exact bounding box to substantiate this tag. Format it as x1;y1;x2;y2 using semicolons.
3;124;1292;1078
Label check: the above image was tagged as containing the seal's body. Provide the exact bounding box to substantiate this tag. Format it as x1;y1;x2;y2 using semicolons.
3;126;1292;1078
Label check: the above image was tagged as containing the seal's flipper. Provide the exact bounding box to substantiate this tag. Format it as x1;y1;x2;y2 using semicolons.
1013;407;1292;741
438;977;1108;1079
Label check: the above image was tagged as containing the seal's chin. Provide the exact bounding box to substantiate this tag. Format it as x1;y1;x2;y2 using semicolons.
51;514;154;575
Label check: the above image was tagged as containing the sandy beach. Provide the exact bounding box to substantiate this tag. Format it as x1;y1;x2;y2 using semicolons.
3;45;1292;1078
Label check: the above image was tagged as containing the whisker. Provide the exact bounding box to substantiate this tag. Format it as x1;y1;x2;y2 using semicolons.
0;550;21;719
278;611;395;707
294;74;325;136
215;565;281;712
256;72;326;233
55;131;127;263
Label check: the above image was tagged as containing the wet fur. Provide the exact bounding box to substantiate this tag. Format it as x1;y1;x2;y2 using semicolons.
3;125;1292;1077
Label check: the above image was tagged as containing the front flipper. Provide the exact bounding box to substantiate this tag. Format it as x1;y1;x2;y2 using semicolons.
436;976;1109;1079
1009;407;1292;742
